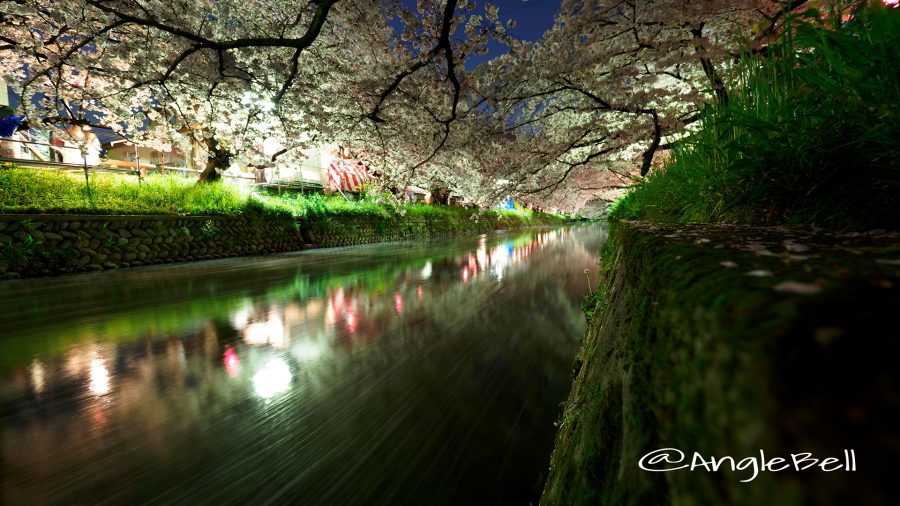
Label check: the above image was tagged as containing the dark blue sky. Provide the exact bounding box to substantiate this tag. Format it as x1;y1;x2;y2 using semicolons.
393;0;563;70
467;0;562;69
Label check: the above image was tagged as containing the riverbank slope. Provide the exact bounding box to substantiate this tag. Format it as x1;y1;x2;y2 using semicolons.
541;221;900;505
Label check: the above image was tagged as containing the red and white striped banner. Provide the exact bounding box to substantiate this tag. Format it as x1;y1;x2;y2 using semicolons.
328;159;376;193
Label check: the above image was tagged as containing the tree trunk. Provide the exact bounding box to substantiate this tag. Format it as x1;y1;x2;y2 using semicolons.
691;25;729;107
198;137;230;183
640;110;662;177
431;187;451;205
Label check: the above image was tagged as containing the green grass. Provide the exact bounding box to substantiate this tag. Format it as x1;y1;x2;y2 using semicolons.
611;4;900;230
0;165;258;216
0;163;569;223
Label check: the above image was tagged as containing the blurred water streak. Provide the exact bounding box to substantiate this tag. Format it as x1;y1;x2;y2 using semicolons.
0;224;606;505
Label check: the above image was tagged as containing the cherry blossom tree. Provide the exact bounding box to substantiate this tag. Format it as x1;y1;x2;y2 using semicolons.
462;0;830;210
2;0;845;213
0;0;512;185
0;0;350;179
323;0;515;198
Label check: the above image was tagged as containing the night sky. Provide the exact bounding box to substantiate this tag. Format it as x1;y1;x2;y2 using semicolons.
466;0;562;69
393;0;563;70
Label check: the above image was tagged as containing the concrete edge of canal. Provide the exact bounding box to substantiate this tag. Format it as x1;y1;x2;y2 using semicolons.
541;220;900;506
0;213;580;279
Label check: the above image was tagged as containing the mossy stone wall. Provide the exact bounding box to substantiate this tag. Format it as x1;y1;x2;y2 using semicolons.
300;214;557;247
542;221;900;506
0;214;305;279
0;213;564;279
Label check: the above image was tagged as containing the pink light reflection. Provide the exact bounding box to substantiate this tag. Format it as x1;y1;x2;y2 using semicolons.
346;310;358;334
224;347;240;378
394;292;403;315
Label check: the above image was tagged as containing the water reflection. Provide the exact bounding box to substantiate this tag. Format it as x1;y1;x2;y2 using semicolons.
223;347;240;378
28;359;46;395
252;357;293;400
88;358;110;396
0;225;605;505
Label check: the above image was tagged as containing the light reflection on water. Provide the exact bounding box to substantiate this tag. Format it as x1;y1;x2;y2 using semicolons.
0;225;605;505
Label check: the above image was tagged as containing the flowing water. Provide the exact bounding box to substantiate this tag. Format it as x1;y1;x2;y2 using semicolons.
0;224;605;505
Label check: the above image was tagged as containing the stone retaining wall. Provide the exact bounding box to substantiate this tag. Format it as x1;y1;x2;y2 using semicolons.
301;214;552;247
0;215;305;279
0;213;564;279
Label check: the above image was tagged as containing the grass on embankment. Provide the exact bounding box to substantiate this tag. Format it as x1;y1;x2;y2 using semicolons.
0;163;564;223
0;163;262;216
612;4;900;231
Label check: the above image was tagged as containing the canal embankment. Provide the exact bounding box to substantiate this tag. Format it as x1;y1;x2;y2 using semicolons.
541;9;900;504
0;165;573;278
0;212;569;279
541;221;900;506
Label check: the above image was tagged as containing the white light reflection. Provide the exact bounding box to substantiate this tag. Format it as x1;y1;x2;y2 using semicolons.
421;260;433;279
252;357;292;399
493;263;503;282
89;358;110;395
29;359;47;394
491;244;511;281
243;312;287;348
244;322;270;345
230;306;251;329
293;339;326;362
476;241;488;271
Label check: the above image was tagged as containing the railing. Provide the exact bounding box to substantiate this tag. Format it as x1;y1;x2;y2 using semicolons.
0;135;324;190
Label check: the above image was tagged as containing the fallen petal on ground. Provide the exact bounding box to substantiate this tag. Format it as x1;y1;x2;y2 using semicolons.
773;281;823;294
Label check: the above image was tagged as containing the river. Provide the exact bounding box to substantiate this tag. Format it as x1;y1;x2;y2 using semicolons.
0;224;605;505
